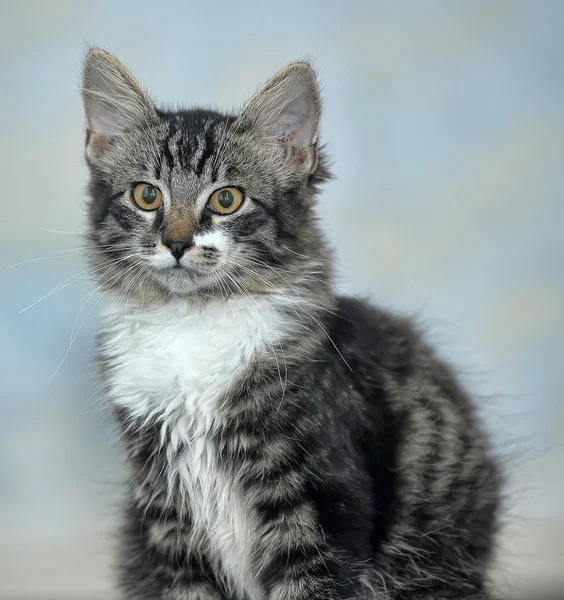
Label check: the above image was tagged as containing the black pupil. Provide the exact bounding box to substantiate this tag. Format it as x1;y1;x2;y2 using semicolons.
142;186;158;204
218;190;234;208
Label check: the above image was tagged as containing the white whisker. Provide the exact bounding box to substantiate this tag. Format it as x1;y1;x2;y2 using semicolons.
220;268;288;407
242;254;359;299
50;260;139;381
36;228;84;236
221;256;352;373
19;253;138;314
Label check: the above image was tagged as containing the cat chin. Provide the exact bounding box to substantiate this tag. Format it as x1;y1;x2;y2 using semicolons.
150;266;215;296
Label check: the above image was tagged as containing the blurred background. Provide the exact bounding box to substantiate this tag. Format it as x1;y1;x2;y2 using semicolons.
0;1;562;598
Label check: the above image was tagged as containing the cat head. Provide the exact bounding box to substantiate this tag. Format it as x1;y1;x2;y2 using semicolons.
81;49;332;300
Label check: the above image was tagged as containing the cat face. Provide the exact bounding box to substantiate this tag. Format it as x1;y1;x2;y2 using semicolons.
82;50;331;298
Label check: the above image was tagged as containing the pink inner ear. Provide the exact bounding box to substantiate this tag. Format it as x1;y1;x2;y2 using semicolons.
90;131;111;152
288;114;314;150
289;144;314;167
88;107;112;137
279;113;316;167
86;108;115;152
274;98;314;150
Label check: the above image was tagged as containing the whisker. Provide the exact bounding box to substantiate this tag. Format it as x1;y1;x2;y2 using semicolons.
222;258;302;321
295;304;353;372
1;254;85;274
70;259;141;345
241;255;359;300
112;262;149;323
19;253;138;314
50;261;139;381
52;244;142;255
220;268;288;407
1;243;142;275
120;267;147;320
245;260;346;320
222;256;345;321
281;245;321;261
36;228;84;236
221;257;352;372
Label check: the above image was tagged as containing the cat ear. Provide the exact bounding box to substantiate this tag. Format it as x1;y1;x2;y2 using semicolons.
81;49;157;157
241;62;322;174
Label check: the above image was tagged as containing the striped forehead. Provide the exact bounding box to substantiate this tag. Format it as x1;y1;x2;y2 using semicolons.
152;115;234;184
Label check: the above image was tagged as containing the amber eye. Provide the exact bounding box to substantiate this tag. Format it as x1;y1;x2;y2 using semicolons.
132;183;162;211
209;187;244;215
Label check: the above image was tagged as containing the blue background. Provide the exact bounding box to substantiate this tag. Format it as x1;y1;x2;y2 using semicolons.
0;1;562;597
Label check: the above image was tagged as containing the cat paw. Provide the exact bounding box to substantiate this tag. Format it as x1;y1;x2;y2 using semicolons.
166;582;223;600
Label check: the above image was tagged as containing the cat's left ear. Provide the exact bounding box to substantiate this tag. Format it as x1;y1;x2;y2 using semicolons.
241;62;322;175
81;48;157;160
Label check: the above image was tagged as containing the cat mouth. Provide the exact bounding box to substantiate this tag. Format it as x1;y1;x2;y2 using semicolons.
164;262;203;277
168;264;192;274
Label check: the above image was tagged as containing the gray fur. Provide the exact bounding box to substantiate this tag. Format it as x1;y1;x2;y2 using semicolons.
81;49;502;600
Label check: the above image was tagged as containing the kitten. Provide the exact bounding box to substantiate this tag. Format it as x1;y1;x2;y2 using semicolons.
81;49;501;600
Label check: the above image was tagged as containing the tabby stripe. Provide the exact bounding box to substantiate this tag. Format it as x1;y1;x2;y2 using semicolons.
231;212;269;237
251;197;296;241
175;134;185;168
255;493;307;523
163;139;175;173
262;544;334;586
237;238;280;264
210;162;219;183
257;451;305;483
256;196;299;241
143;503;181;523
194;132;214;177
111;202;144;231
153;156;162;180
160;126;176;175
152;206;164;233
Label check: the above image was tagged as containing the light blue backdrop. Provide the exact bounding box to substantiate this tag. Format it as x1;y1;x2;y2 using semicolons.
0;1;562;597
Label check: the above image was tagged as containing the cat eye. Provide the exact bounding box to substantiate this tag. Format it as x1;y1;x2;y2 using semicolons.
132;183;162;211
208;187;244;215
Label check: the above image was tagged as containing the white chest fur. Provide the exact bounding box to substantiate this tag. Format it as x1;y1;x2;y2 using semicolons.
100;295;289;599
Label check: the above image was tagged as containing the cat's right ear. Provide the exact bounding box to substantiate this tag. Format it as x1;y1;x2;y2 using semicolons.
81;49;157;160
240;62;322;177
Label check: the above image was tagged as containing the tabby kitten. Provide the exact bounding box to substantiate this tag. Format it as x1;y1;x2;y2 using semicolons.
81;49;501;600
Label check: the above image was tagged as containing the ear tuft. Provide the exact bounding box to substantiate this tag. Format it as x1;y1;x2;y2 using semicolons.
81;48;156;156
242;62;322;173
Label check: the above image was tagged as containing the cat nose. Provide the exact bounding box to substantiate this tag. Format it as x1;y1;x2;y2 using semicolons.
163;238;193;261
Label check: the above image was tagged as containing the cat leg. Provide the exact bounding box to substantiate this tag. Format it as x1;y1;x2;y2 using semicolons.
118;503;224;600
163;581;222;600
119;544;223;600
253;498;356;600
410;594;492;600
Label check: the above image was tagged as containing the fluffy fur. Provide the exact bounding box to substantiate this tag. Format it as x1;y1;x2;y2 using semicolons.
82;49;501;600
